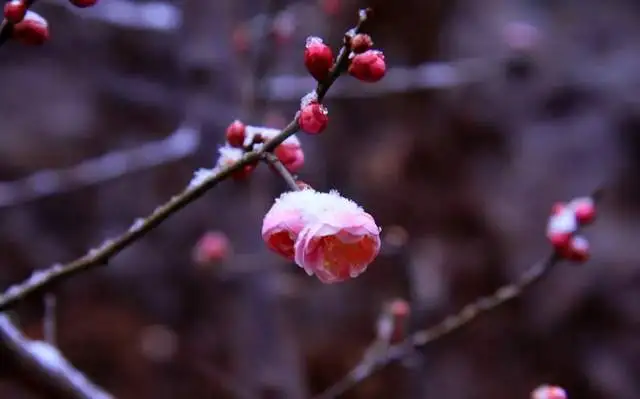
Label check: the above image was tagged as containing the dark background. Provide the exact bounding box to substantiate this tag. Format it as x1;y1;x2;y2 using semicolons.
0;0;639;398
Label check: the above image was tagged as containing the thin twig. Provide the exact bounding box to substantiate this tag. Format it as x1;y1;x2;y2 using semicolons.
0;8;371;312
314;188;606;399
0;313;113;399
262;153;300;191
313;253;558;399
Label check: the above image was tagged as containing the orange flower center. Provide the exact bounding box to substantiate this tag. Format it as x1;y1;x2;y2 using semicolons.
317;234;378;279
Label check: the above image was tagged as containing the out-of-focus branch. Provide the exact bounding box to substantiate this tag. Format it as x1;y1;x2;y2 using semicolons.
315;188;605;399
0;8;371;312
264;58;493;100
0;124;200;209
0;313;112;399
315;255;558;399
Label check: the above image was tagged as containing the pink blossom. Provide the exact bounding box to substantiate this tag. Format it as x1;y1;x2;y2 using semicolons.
531;385;567;399
262;192;308;260
262;189;381;283
294;212;380;283
192;231;231;265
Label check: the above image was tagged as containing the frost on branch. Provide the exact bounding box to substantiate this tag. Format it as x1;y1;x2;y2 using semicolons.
262;189;381;283
0;314;112;399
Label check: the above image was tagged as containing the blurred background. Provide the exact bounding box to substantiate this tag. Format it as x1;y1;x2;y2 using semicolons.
0;0;640;398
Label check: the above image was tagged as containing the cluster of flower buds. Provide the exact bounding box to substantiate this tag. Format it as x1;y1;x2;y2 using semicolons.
376;298;411;344
531;384;568;399
262;188;381;283
220;120;305;180
298;33;385;134
546;196;596;263
192;231;231;267
3;0;98;46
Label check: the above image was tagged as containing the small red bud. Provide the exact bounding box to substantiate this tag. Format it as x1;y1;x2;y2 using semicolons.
4;0;26;24
274;144;305;173
304;37;334;82
68;0;98;8
225;120;246;148
351;33;373;54
560;235;590;263
546;207;578;249
348;50;386;82
569;197;596;225
377;298;411;344
12;11;49;46
298;103;328;134
389;298;410;318
193;231;231;266
547;231;571;250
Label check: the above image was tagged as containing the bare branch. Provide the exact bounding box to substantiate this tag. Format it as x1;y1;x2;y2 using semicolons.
315;187;606;399
0;124;200;209
0;313;113;399
0;8;372;312
262;153;300;192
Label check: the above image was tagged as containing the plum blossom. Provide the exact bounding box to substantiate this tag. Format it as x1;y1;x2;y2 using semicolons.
262;189;381;283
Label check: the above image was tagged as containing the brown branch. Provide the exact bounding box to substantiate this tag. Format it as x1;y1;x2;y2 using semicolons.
0;313;113;399
314;188;605;399
0;8;371;312
262;153;300;192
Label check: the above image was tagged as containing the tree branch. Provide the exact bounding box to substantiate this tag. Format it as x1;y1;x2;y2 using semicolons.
314;187;605;399
0;8;371;312
262;153;300;192
0;313;112;399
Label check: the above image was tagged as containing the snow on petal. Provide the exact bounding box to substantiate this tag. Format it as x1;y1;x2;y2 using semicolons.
261;189;382;283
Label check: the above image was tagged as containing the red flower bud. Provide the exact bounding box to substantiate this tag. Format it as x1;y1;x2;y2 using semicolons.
348;50;386;83
225;120;246;148
351;33;373;54
274;144;305;173
561;235;590;263
12;11;49;46
304;36;334;82
298;103;328;134
193;231;231;266
4;0;26;24
569;197;596;226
